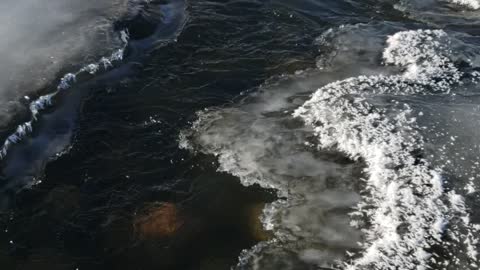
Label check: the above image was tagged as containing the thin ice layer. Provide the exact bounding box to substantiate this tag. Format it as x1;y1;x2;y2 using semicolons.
0;0;130;126
0;31;128;160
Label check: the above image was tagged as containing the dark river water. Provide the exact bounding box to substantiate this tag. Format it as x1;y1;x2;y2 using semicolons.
1;0;480;269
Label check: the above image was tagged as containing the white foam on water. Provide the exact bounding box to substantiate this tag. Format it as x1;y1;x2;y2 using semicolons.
294;29;480;269
0;31;128;160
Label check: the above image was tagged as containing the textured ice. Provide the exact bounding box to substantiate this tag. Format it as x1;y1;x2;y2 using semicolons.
295;29;479;270
447;0;480;9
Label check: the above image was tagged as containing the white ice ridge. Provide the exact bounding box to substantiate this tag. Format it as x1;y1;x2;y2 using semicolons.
294;29;479;269
0;30;129;160
446;0;480;9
